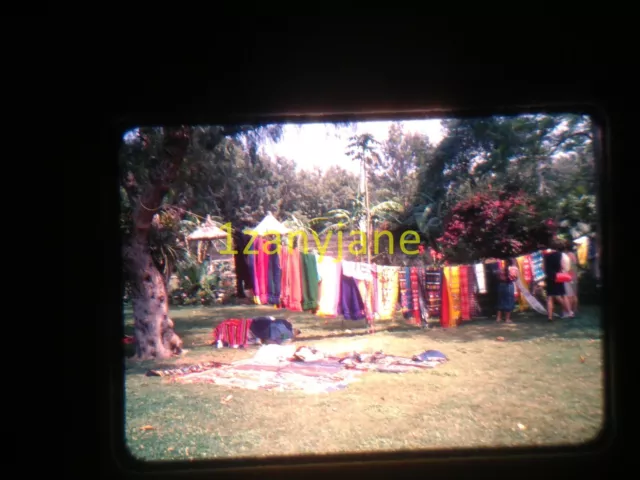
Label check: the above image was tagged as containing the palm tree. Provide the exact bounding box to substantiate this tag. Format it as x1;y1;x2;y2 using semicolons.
346;133;382;263
311;198;404;262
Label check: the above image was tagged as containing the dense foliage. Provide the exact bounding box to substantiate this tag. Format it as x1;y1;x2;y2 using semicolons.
121;115;596;284
438;190;557;263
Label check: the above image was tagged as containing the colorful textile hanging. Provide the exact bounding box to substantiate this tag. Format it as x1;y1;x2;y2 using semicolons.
300;252;319;311
530;251;545;281
515;276;559;317
353;263;375;325
279;247;288;308
267;248;282;305
251;238;262;304
248;253;259;304
466;266;480;317
448;266;461;326
458;265;471;321
425;267;442;318
256;237;269;304
576;238;588;266
340;273;366;320
522;255;533;283
474;263;487;293
516;256;530;312
416;267;430;325
281;248;303;311
375;266;399;321
399;267;413;319
410;267;422;325
440;268;452;328
316;256;342;317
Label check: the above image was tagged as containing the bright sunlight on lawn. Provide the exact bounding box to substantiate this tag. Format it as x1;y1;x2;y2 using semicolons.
124;305;604;461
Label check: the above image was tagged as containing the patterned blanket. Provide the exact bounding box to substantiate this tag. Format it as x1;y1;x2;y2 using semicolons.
147;346;448;393
146;361;223;377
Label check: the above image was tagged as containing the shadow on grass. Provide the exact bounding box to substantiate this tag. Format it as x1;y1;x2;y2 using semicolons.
123;305;603;368
383;307;603;343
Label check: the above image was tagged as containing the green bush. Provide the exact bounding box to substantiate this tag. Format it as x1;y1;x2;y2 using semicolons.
577;267;600;305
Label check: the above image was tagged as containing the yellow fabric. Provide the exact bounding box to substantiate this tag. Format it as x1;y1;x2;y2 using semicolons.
577;241;588;266
356;278;375;322
516;256;529;311
449;266;461;326
442;267;456;327
375;266;399;321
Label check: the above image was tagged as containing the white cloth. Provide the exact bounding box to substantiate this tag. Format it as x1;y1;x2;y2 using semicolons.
515;272;560;317
341;260;358;278
474;264;486;293
561;253;571;273
342;261;374;281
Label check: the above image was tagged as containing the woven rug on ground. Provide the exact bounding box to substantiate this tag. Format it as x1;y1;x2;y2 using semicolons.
154;345;448;393
172;361;362;394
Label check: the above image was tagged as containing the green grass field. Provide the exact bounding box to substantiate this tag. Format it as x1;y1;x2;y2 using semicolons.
124;304;604;461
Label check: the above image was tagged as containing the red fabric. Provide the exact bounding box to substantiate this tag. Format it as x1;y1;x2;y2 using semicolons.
256;238;269;304
440;272;450;328
410;267;421;325
459;265;471;321
280;247;289;306
213;319;253;346
282;248;303;311
523;255;533;283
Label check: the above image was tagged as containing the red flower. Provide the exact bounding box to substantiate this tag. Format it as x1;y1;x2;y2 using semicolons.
418;245;425;254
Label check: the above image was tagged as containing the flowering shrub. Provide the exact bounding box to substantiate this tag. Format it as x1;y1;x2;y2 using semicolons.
437;190;556;262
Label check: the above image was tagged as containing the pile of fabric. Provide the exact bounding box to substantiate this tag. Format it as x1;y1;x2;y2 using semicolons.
212;316;299;349
155;344;449;394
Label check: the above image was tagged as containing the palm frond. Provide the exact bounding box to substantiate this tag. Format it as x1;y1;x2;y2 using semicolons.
370;200;404;216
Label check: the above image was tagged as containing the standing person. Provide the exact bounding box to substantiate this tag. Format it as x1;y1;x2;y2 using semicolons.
543;240;573;321
563;241;579;315
496;258;519;324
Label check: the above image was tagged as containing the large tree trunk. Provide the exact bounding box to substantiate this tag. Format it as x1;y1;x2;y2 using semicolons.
124;235;183;359
122;127;191;360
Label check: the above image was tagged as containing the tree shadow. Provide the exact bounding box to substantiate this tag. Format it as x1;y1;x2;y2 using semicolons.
382;306;603;343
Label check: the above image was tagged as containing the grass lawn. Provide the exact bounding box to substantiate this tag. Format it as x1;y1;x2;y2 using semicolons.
124;304;604;461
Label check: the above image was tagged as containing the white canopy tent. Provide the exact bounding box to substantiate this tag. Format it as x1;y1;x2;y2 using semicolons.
243;212;291;236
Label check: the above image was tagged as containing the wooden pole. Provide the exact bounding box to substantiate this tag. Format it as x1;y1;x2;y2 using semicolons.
364;158;371;264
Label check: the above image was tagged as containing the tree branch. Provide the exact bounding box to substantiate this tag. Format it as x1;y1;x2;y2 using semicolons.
132;127;191;236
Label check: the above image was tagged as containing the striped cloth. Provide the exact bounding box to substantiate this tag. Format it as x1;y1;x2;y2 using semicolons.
531;251;545;281
399;268;413;319
425;267;442;318
410;267;421;325
212;319;253;347
464;265;480;318
448;266;461;326
459;265;471;321
416;267;430;325
441;267;452;328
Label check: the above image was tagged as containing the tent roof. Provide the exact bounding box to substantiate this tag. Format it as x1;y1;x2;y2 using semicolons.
187;224;228;240
244;212;290;236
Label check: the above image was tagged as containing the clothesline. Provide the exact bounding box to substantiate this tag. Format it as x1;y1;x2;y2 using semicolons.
234;232;595;329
